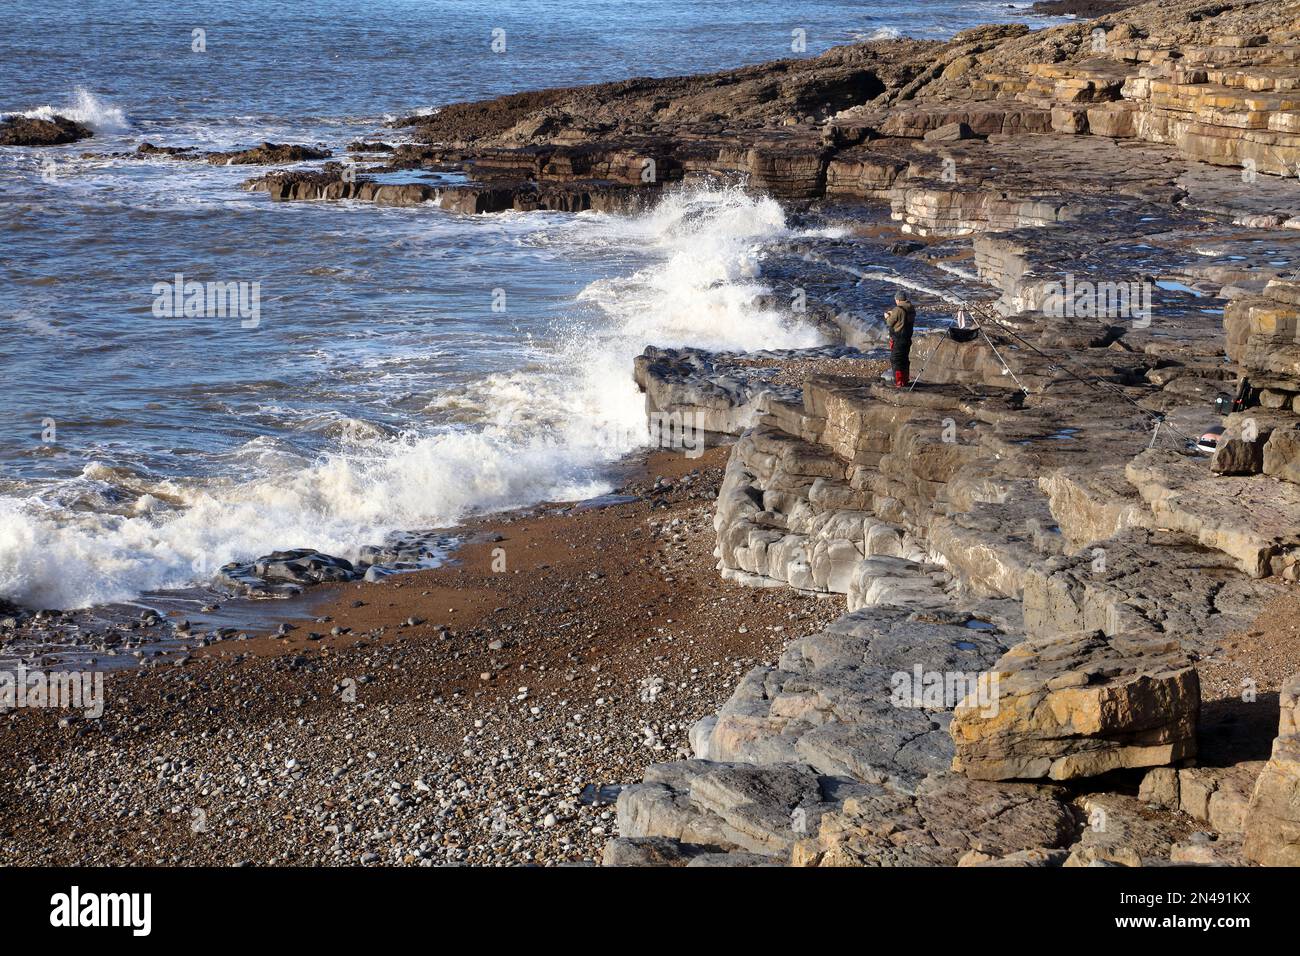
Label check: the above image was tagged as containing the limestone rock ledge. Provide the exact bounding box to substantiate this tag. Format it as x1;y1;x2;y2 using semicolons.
949;631;1200;781
1244;674;1300;866
790;773;1075;867
1126;448;1300;580
606;761;1076;867
691;606;1015;791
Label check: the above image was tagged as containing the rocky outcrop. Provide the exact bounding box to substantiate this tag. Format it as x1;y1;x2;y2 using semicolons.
1064;792;1197;867
949;631;1199;781
1126;448;1300;580
791;772;1075;866
204;142;331;165
690;606;1015;790
243;166;652;213
0;114;93;146
583;0;1300;868
1244;674;1300;865
81;141;333;166
608;758;1077;867
222;0;1300;240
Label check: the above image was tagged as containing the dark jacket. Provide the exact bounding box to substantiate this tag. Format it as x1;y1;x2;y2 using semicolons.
885;300;915;342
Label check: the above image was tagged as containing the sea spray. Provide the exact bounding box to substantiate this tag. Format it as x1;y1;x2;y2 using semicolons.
14;87;129;132
0;187;822;610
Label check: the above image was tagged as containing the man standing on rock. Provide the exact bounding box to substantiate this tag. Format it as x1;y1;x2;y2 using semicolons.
884;291;915;388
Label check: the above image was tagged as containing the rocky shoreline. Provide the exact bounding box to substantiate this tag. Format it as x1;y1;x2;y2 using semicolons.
596;0;1300;867
0;449;851;865
5;0;1300;867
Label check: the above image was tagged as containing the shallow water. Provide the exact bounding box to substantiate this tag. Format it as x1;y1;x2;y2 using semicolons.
0;0;1068;610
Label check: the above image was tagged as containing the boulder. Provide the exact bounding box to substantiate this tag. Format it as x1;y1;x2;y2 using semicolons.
216;548;359;594
1175;763;1261;836
1210;437;1264;475
950;630;1199;781
206;141;331;165
1263;427;1300;484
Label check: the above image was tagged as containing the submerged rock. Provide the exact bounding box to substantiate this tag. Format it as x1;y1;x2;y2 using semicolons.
204;141;331;165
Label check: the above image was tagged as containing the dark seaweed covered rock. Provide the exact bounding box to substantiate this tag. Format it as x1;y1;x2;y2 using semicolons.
0;114;93;146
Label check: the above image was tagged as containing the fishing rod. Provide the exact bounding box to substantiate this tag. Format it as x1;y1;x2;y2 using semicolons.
801;249;1200;448
875;264;1201;448
944;286;1200;447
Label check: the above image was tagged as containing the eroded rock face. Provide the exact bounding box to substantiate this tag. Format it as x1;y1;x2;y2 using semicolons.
1244;674;1300;866
0;114;93;146
950;631;1199;781
791;772;1075;866
1126;448;1300;579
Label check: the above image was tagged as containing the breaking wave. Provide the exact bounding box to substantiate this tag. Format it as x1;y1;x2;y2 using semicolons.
0;186;823;609
11;87;130;132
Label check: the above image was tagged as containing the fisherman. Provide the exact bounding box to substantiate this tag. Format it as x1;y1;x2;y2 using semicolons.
883;291;915;388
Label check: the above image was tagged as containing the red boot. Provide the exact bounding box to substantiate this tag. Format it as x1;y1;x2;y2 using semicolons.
894;370;907;388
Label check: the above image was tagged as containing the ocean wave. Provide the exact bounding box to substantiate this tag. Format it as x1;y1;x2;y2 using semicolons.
847;26;902;41
10;88;130;132
0;185;824;610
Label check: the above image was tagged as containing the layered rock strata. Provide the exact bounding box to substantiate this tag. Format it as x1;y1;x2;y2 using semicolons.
598;0;1300;866
153;0;1300;866
1243;674;1300;865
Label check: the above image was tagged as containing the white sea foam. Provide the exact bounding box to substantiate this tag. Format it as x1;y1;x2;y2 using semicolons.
847;26;902;41
936;261;980;281
11;88;129;132
0;186;824;609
